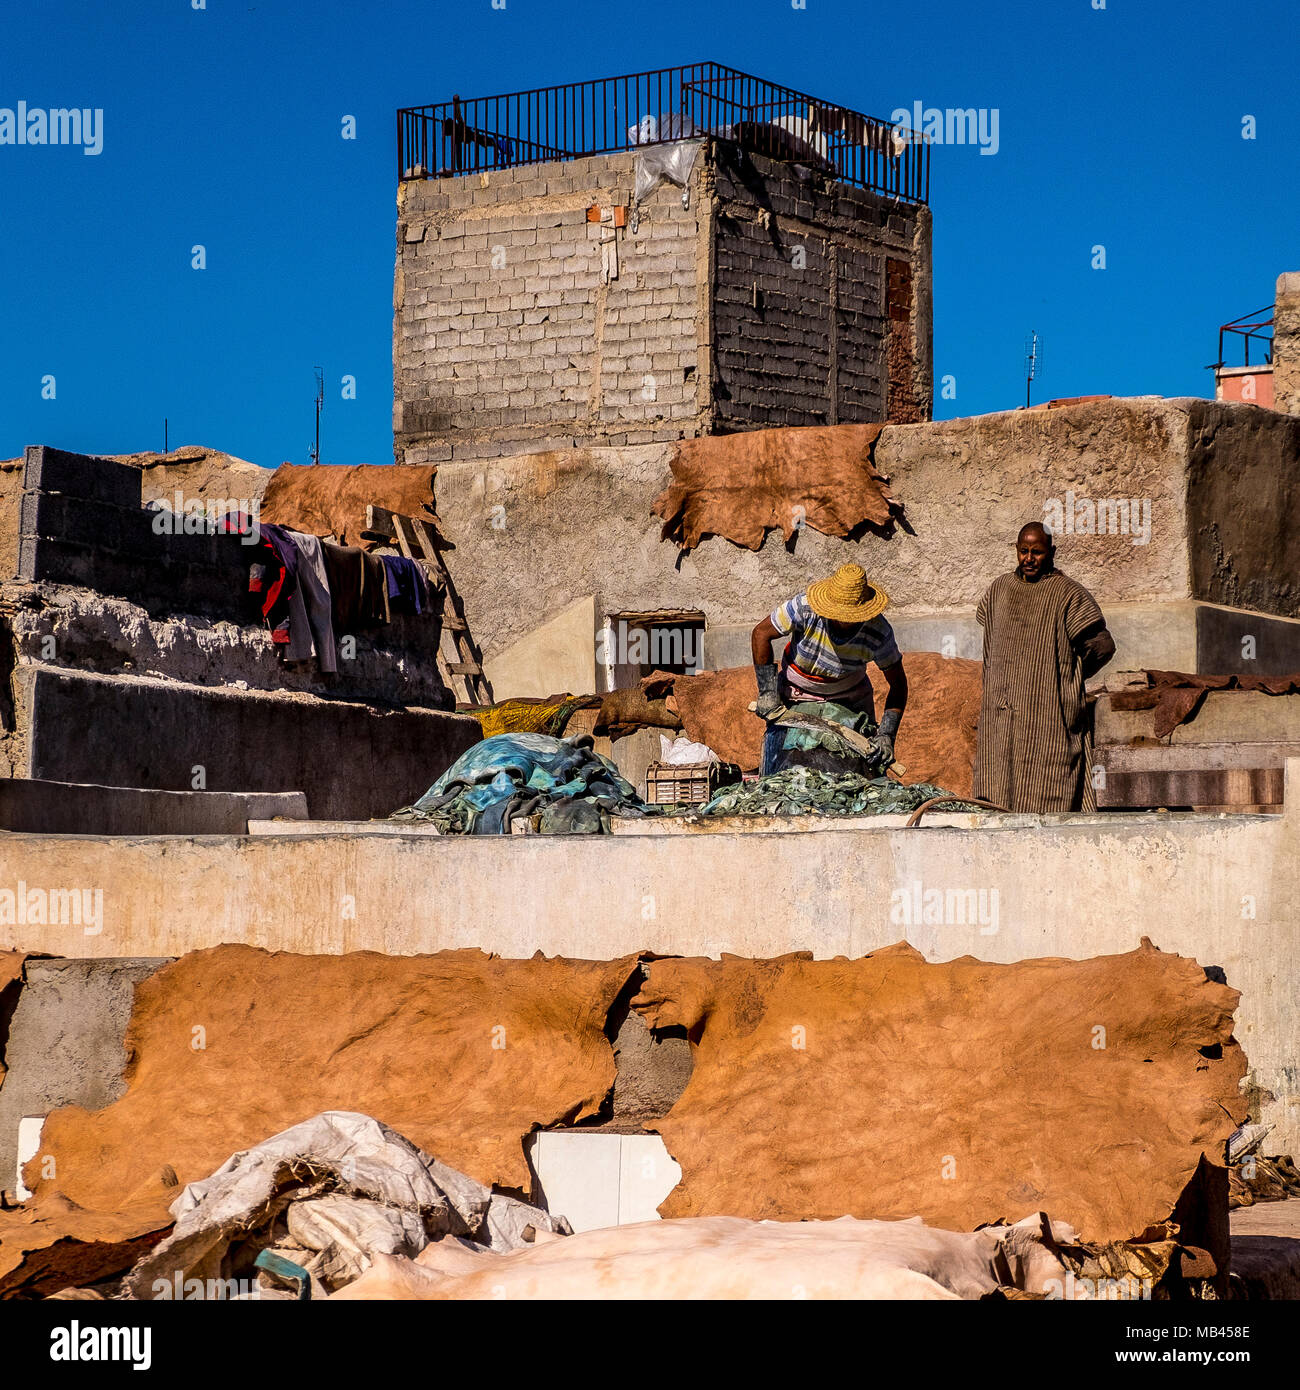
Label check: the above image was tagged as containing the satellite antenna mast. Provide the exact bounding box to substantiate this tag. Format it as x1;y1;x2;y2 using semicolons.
310;367;324;465
1024;332;1042;409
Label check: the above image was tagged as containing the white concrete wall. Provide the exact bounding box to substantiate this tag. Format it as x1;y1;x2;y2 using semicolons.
0;766;1296;1150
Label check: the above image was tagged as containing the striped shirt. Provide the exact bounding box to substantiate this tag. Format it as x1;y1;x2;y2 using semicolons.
770;594;901;684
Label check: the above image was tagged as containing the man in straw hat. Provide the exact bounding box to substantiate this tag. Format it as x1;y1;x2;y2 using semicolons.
973;522;1115;813
751;563;908;776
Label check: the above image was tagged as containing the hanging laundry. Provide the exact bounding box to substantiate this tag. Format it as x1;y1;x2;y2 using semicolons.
381;554;430;616
218;516;298;646
285;531;338;674
361;552;392;627
321;541;367;635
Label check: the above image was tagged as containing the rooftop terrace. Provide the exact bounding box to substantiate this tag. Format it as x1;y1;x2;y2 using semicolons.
397;60;930;205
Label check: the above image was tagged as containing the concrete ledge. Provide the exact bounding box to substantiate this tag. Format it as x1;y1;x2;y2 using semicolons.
0;779;307;836
10;664;481;820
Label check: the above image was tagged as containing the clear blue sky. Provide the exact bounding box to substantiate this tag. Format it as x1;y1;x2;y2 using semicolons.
1;0;1294;467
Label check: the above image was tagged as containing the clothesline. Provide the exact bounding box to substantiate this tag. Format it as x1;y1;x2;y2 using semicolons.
219;514;438;675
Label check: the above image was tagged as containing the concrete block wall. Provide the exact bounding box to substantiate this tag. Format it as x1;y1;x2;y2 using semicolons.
709;142;930;429
5;446;456;709
394;141;932;462
17;446;249;618
395;151;707;463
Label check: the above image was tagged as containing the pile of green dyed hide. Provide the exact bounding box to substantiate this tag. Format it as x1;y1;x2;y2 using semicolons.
700;767;978;818
392;732;648;835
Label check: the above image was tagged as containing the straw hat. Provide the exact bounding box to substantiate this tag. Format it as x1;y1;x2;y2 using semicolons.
805;563;889;624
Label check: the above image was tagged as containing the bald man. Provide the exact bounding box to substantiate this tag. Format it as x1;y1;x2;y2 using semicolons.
973;522;1115;813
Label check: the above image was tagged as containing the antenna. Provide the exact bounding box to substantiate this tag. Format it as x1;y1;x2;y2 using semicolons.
1024;331;1042;409
310;367;324;465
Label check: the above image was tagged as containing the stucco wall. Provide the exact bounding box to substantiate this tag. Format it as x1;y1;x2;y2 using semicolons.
436;398;1188;665
3;664;480;818
1184;397;1300;618
0;771;1296;1148
436;397;1300;692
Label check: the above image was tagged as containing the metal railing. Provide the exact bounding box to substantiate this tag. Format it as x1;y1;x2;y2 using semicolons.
397;61;929;204
1211;306;1274;369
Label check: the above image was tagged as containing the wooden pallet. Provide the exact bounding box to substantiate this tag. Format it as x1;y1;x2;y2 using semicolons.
363;505;493;706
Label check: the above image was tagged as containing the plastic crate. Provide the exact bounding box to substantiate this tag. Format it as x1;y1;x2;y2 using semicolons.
645;761;739;806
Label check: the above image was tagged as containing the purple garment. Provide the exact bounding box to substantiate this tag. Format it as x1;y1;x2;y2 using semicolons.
381;554;430;615
254;521;301;595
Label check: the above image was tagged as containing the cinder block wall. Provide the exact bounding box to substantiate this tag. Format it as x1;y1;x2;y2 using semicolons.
393;141;932;463
5;446;454;708
395;151;707;463
709;142;931;429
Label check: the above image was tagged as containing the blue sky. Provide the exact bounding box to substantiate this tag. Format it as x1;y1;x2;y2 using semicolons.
1;0;1294;467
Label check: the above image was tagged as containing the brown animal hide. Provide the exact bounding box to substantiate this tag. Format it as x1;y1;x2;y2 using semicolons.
653;423;899;551
632;941;1246;1259
1110;670;1300;739
0;1199;169;1300
596;687;682;740
868;652;981;796
0;951;26;1089
672;667;765;769
259;463;440;547
24;946;637;1217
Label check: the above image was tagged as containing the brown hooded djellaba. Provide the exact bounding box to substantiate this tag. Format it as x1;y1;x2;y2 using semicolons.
973;568;1110;813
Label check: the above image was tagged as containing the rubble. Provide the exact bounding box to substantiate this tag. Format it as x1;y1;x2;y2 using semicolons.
122;1112;567;1300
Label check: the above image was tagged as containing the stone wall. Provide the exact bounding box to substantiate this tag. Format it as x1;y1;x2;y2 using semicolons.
1273;271;1300;417
394;142;932;463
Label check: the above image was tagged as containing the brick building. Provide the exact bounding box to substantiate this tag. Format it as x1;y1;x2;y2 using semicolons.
393;64;932;464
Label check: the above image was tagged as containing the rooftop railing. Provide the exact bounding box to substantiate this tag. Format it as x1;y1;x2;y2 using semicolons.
397;61;929;204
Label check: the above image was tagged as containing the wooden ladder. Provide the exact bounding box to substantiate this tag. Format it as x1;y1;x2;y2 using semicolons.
363;505;493;707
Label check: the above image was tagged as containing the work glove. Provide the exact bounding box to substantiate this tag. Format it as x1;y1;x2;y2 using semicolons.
753;663;785;720
869;708;902;767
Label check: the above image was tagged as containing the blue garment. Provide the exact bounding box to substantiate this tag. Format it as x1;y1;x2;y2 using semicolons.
380;554;429;615
397;733;642;834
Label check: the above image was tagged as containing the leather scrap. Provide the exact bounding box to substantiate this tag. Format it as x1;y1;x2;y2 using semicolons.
666;653;981;792
1109;669;1300;739
653;423;899;551
260;462;442;549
